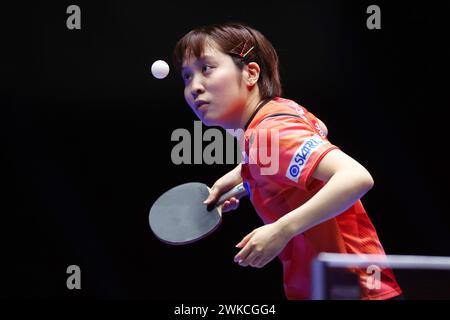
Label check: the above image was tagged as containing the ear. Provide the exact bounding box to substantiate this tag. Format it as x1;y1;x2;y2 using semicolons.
244;62;260;87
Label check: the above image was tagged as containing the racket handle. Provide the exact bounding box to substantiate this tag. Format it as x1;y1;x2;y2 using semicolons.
216;183;248;205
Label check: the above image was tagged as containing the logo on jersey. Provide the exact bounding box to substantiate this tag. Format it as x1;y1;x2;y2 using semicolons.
286;135;324;182
289;165;300;178
314;122;327;138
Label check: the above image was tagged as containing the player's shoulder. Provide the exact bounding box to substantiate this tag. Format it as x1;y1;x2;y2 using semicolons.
254;97;312;131
268;97;307;114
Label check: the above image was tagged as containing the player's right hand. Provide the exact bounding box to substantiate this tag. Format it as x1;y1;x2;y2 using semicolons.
219;196;240;213
205;184;240;213
204;165;242;213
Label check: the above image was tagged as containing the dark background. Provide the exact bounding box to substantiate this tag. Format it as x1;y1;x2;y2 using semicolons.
1;0;449;299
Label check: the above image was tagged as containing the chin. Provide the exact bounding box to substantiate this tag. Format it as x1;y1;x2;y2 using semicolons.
199;113;223;127
199;110;237;129
200;118;222;128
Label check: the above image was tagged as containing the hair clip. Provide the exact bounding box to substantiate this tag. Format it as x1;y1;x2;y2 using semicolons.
232;41;255;59
241;45;255;58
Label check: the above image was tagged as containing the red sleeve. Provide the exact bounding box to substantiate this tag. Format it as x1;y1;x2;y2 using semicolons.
250;116;338;191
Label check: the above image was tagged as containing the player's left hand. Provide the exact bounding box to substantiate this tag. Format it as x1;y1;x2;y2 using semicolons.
234;222;291;268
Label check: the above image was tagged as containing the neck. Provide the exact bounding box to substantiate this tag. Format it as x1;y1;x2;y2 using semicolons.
237;90;263;130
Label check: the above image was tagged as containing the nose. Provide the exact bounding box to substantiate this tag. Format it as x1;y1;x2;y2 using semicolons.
190;75;205;99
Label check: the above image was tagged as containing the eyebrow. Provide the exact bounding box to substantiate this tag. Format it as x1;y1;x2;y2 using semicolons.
181;55;216;71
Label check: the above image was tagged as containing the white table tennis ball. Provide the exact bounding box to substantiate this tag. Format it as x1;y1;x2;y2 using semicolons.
151;60;170;79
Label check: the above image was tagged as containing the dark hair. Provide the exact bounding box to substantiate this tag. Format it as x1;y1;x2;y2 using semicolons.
173;22;282;99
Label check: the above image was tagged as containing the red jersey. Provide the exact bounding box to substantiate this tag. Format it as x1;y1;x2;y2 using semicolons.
240;97;402;300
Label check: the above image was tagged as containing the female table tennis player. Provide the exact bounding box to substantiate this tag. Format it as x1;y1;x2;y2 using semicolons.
173;22;402;300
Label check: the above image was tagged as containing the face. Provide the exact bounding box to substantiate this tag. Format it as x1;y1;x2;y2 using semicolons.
181;43;248;128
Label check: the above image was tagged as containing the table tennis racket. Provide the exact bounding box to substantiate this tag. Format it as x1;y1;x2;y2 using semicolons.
149;182;248;245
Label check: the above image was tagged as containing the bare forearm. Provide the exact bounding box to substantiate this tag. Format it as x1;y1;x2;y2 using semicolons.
227;164;242;184
276;170;373;238
215;164;242;188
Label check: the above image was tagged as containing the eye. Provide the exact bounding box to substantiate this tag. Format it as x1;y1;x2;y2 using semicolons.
182;71;192;81
202;65;213;73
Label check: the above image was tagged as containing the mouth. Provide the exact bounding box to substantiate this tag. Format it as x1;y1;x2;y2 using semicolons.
195;101;209;110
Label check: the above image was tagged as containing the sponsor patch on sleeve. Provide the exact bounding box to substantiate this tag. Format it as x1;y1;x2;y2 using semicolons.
285;135;324;182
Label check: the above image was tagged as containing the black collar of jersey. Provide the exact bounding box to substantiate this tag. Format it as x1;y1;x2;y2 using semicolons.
243;97;273;131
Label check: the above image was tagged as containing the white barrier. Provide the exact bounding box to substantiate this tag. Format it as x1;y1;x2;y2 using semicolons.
311;253;450;300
